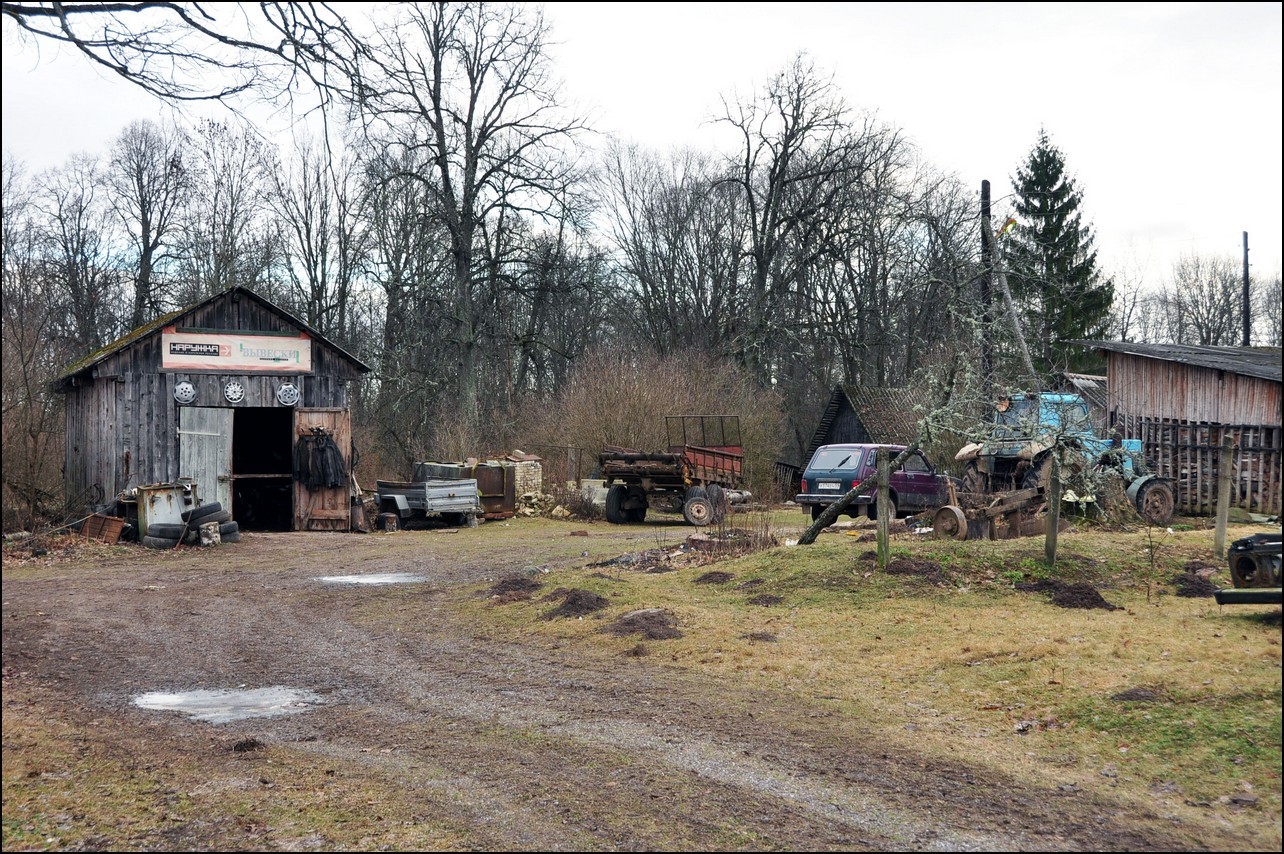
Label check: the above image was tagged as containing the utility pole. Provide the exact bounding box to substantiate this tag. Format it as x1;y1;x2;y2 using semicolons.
980;181;995;404
1242;231;1251;347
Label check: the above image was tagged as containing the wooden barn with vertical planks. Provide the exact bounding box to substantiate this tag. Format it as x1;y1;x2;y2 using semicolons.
1075;340;1282;516
52;286;371;531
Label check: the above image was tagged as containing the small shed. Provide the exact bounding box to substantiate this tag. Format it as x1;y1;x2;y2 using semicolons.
1074;340;1282;515
774;386;921;495
53;286;371;531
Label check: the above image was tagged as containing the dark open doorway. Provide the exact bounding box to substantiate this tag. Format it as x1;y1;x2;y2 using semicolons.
232;407;293;531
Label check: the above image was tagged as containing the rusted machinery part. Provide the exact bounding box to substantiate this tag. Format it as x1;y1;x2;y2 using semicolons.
934;505;968;541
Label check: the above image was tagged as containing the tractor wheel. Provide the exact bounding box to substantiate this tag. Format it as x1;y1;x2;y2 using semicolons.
1022;457;1052;491
1135;480;1176;526
961;462;985;497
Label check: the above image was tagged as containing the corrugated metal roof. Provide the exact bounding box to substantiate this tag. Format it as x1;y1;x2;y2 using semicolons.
1071;340;1282;383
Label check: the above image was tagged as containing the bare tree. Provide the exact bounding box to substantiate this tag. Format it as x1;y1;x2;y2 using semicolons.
36;154;123;350
108;119;188;327
173;119;279;303
2;156;73;528
352;2;588;433
269;133;369;339
1160;253;1242;345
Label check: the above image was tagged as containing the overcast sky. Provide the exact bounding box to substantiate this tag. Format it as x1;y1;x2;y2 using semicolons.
3;1;1280;291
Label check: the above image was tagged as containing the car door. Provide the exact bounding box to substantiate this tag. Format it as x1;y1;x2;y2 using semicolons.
898;451;935;511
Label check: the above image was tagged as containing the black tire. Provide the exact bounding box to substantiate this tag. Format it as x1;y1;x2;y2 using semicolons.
1135;480;1175;526
706;484;727;524
605;484;629;524
809;504;824;522
147;522;188;539
1022;457;1052;491
142;535;179;550
869;496;897;522
197;509;233;525
625;500;647;523
961;462;984;496
219;521;239;536
683;486;713;526
221;531;242;543
182;501;223;523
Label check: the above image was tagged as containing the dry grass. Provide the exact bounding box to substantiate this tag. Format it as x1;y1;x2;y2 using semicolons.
459;509;1283;848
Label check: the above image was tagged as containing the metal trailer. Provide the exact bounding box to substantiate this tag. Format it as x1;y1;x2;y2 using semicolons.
599;415;747;527
373;478;481;528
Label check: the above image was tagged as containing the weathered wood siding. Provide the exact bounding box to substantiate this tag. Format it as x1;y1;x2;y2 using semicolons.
293;408;351;531
1107;353;1280;425
1107;353;1282;515
61;289;364;512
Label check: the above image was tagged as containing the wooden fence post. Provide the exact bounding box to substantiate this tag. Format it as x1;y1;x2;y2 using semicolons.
877;449;890;569
1045;453;1061;568
1214;434;1234;558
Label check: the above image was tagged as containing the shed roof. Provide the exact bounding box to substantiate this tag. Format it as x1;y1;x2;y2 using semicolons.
53;286;372;390
1071;340;1282;383
840;385;922;444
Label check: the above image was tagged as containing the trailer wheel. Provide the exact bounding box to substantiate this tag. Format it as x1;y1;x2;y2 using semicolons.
1135;480;1175;526
934;505;968;541
706;484;728;524
625;501;647;523
605;484;629;524
682;487;713;526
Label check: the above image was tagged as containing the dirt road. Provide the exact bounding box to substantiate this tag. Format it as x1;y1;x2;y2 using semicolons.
2;527;1208;851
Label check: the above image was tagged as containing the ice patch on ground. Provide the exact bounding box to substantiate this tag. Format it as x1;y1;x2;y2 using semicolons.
132;686;323;723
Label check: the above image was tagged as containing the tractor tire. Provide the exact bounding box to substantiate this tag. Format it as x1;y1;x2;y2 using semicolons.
961;462;985;497
1135;479;1176;526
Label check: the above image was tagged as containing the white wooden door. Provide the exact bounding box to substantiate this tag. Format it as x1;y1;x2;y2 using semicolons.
178;407;233;512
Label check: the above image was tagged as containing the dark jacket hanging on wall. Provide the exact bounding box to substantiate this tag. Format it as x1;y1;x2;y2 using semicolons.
293;429;346;489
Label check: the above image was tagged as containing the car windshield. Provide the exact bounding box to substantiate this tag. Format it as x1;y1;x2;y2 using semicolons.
809;448;862;471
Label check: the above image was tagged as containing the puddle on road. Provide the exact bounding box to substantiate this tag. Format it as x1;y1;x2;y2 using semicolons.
132;686;323;724
315;572;427;585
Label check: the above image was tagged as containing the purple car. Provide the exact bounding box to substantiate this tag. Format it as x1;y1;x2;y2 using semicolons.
795;443;956;522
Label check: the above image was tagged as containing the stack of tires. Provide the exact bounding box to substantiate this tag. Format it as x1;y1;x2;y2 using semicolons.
141;502;241;549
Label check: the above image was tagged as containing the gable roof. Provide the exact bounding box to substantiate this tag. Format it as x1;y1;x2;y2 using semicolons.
806;385;920;461
53;286;371;390
1071;340;1282;383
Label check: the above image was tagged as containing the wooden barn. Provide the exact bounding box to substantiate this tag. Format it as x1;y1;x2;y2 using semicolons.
52;286;371;531
1076;340;1282;516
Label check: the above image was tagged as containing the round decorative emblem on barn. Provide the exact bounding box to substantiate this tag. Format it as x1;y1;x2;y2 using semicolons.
276;382;300;407
173;381;197;405
223;380;245;403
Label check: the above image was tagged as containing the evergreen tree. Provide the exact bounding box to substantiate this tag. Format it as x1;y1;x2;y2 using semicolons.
1002;129;1113;374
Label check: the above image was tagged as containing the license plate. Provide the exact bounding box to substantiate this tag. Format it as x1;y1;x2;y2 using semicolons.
818;482;841;490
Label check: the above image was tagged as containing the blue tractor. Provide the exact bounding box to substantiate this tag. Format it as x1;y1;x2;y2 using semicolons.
954;392;1176;525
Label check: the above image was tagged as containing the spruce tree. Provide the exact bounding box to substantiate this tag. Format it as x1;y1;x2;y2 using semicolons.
1002;129;1113;374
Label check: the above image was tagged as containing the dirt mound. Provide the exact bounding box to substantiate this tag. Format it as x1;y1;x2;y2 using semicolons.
1050;582;1120;611
737;579;764;591
542;589;609;620
602;608;683;640
1182;559;1219;576
884;557;948;584
747;594;783;607
741;631;778;643
693;571;734;585
488;574;542;599
1173;572;1218;598
1016;578;1120;610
